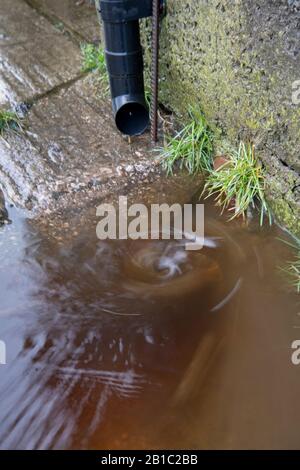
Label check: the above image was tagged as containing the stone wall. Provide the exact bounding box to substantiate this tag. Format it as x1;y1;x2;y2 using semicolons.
141;0;300;235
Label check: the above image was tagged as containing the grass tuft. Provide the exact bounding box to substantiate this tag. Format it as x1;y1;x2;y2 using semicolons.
158;109;270;224
159;108;214;175
81;43;107;74
81;43;109;94
0;110;23;137
203;142;271;224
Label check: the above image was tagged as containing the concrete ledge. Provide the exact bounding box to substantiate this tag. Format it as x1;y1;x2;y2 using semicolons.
0;0;83;107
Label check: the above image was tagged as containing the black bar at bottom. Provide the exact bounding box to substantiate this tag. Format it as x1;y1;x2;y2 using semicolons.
0;450;300;466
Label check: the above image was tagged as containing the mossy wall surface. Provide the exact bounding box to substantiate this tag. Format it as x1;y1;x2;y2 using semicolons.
142;0;300;236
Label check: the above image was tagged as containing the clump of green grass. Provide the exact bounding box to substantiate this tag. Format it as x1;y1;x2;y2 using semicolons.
280;239;300;293
159;108;214;175
81;43;109;95
203;142;271;224
81;43;107;74
0;110;23;137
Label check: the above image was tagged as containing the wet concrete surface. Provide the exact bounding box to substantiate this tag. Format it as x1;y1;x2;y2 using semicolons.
0;0;83;107
25;0;101;43
0;74;163;214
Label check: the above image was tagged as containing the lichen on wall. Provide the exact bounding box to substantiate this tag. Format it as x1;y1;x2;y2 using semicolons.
141;0;300;236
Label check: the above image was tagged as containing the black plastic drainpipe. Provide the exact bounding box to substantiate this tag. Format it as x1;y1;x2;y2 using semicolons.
98;0;153;136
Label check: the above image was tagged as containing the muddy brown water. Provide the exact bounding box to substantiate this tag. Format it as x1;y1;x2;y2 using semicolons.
0;201;300;450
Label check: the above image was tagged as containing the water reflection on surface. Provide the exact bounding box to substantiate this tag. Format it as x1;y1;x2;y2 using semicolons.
0;205;299;449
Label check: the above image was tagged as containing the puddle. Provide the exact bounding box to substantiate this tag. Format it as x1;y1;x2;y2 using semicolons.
0;202;299;450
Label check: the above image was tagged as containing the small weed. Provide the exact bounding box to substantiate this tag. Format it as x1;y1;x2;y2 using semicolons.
203;142;271;224
81;43;107;74
81;43;109;94
54;21;64;32
159;108;214;175
279;239;300;293
0;110;23;137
